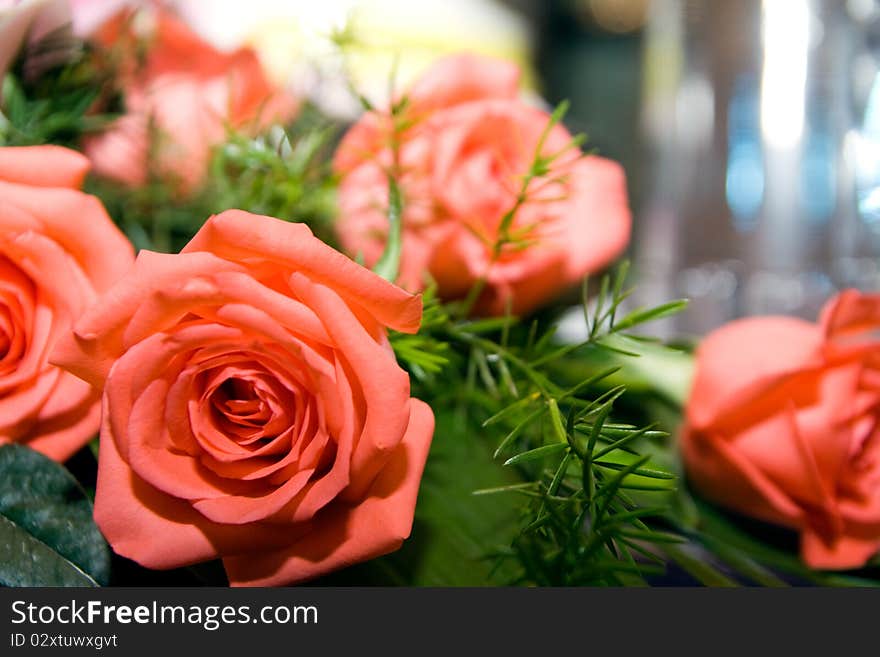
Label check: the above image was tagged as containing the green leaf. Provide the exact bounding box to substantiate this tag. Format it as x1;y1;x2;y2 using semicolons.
591;272;610;335
497;358;518;397
493;406;545;459
593;339;642;358
697;534;789;587
557;338;695;408
576;385;626;421
504;443;569;467
598;506;668;529
687;498;880;587
546;399;568;445
610;260;630;325
594;454;651;520
0;516;98;586
591;425;661;460
547;452;572;497
482;392;541;428
618;529;685;544
558;366;621;400
458;317;513;334
0;444;110;586
473;483;539;496
594;459;676;480
473;347;499;397
663;544;739;587
612;300;689;332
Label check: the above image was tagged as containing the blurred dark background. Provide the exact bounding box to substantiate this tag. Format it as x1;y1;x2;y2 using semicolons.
523;0;880;338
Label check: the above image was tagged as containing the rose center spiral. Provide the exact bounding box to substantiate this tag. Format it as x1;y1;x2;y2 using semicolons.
194;357;302;456
0;256;33;375
212;377;270;426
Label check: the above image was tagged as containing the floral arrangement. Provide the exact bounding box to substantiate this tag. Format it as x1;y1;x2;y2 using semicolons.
1;0;878;588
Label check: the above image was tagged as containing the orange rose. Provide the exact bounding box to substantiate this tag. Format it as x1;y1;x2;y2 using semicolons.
682;290;880;569
84;9;296;193
0;145;134;461
52;210;434;586
333;53;631;316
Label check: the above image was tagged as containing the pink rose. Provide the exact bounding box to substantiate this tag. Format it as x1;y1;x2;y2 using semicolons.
0;145;134;460
84;8;297;194
53;210;434;586
334;53;631;316
683;290;880;569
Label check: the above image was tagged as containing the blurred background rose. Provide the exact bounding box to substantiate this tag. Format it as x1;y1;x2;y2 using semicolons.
9;0;879;341
82;8;297;193
153;0;880;343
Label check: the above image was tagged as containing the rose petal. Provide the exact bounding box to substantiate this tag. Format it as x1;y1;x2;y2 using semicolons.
270;355;358;525
52;250;245;386
407;53;520;114
801;528;880;570
223;398;434;586
0;368;59;440
23;370;100;462
0;180;134;292
332;113;388;174
182;210;423;334
191;465;316;525
125;377;257;501
681;426;804;528
86;8;296;192
93;396;315;569
561;157;632;281
288;271;412;500
686;316;822;431
83;114;149;187
0;145;89;188
819;288;880;358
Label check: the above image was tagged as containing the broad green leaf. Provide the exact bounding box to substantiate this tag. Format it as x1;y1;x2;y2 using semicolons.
0;516;97;587
0;444;110;586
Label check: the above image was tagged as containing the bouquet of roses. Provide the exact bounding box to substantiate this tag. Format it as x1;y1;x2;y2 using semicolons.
1;0;878;588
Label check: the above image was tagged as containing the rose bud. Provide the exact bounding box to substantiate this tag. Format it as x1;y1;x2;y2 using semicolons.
682;290;880;569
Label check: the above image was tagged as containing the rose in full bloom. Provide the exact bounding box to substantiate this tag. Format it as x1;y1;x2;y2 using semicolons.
0;145;134;460
682;290;880;569
83;8;296;194
52;210;435;586
333;53;631;316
